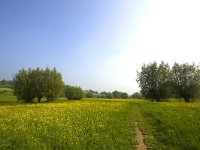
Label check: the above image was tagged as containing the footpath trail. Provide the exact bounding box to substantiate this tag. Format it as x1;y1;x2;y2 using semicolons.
135;122;147;150
131;102;165;150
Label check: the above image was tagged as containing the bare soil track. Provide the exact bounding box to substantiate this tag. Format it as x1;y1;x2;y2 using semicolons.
135;122;147;150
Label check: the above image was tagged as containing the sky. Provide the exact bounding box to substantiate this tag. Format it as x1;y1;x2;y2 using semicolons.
1;0;200;94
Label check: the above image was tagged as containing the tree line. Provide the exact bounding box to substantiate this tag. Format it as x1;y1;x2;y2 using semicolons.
12;67;87;102
137;61;200;102
12;67;132;102
84;90;129;99
0;80;14;88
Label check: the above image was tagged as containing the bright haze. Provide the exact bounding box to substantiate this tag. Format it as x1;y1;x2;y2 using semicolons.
1;0;200;94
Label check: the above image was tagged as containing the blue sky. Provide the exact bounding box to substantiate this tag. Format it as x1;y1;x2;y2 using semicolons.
1;0;200;94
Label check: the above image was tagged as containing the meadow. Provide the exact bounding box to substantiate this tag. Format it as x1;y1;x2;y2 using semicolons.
0;88;200;150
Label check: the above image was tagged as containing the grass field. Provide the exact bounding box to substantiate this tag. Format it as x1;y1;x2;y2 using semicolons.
136;101;200;150
0;88;200;150
0;99;135;149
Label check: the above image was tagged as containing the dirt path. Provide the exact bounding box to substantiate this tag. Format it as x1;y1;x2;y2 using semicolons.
135;122;147;150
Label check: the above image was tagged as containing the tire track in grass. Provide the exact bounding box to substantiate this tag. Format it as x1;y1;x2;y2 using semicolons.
135;122;147;150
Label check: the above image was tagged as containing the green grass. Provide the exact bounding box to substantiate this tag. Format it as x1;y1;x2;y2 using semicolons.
0;88;17;104
0;100;135;150
0;90;200;150
136;101;200;150
0;88;13;95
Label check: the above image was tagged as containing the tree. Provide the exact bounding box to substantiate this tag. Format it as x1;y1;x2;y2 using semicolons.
112;91;122;98
65;85;83;100
172;63;200;102
43;68;64;101
0;79;14;88
106;92;112;99
137;61;172;101
13;67;64;102
131;92;142;99
30;68;44;102
121;92;128;99
84;90;99;98
13;68;35;102
99;91;112;99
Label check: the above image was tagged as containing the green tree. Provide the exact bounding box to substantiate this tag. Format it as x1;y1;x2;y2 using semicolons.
13;67;64;102
99;91;112;99
121;92;128;99
106;92;112;99
65;85;83;100
112;91;122;98
30;68;44;102
172;63;200;102
43;68;64;101
131;92;142;98
137;61;172;101
84;90;99;98
13;68;35;102
0;79;14;88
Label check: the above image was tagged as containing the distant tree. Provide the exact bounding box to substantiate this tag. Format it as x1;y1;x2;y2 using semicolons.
137;61;172;101
172;63;200;102
84;90;99;98
0;79;14;88
112;91;122;98
99;92;112;99
131;92;142;99
98;92;106;98
65;85;83;100
106;92;112;99
85;91;93;98
121;92;128;99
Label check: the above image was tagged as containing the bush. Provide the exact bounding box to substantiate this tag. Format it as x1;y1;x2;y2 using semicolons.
65;85;83;100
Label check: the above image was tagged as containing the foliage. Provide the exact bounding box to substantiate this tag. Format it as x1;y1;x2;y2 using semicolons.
13;69;34;102
121;92;128;99
112;91;123;98
84;90;130;99
172;63;200;102
43;68;64;101
0;80;14;88
65;85;83;100
99;91;112;99
84;90;99;98
137;61;172;101
131;92;142;98
13;68;64;102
